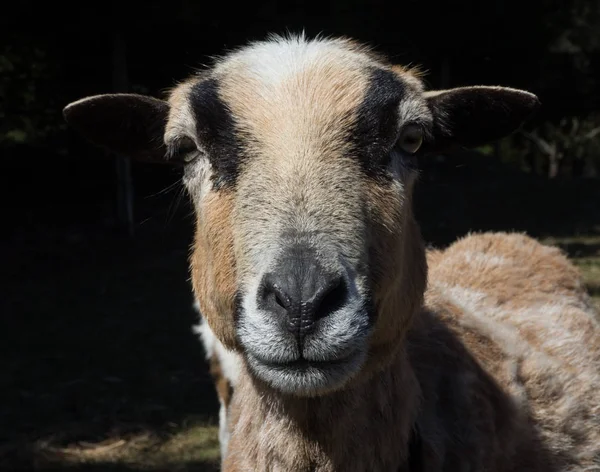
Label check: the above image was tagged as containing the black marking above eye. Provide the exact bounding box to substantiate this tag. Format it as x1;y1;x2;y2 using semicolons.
352;67;406;177
189;78;244;189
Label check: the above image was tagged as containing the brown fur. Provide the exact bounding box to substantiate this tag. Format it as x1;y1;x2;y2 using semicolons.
190;191;239;350
422;233;600;470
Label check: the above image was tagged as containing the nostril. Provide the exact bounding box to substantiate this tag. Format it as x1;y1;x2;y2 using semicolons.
272;285;290;310
259;277;291;314
313;277;348;321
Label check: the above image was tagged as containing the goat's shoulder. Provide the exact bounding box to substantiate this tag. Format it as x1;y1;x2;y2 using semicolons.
427;231;588;303
424;231;600;371
410;231;600;470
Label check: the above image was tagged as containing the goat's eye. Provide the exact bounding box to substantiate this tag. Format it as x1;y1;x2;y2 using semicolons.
173;136;200;164
397;124;423;154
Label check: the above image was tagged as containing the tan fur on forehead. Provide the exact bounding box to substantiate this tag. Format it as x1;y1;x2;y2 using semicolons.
214;37;376;152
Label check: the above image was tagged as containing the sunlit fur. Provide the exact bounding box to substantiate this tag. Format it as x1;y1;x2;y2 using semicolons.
166;35;599;471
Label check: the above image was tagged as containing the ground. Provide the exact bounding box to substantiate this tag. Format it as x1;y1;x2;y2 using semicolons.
2;153;599;471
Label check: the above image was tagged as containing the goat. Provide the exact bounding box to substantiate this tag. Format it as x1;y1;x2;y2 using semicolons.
192;300;240;458
63;34;600;471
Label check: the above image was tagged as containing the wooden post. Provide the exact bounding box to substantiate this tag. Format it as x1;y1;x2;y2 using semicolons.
112;30;135;237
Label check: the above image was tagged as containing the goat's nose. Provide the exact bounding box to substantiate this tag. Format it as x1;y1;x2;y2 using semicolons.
259;266;348;344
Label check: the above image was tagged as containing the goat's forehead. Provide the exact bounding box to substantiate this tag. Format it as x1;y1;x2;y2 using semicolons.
215;36;376;86
166;37;426;145
219;42;372;141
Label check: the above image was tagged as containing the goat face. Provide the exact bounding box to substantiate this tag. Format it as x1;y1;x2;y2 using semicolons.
192;39;432;396
63;34;539;397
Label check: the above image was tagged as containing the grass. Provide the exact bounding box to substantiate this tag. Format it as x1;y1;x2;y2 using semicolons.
578;259;600;304
10;423;220;472
543;234;600;308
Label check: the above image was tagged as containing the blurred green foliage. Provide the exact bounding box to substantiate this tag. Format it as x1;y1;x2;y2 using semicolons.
0;40;67;147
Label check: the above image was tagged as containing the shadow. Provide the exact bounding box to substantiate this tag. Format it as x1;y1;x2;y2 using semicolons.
1;152;221;469
547;242;600;259
1;146;598;470
408;310;569;471
415;150;600;248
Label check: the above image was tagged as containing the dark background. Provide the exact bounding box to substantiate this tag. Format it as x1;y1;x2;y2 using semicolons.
2;1;599;470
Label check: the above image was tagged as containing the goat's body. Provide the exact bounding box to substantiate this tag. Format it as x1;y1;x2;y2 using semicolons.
214;232;600;471
419;232;600;470
63;34;599;472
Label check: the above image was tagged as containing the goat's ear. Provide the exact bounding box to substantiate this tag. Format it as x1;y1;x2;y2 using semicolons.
63;94;170;163
424;86;540;153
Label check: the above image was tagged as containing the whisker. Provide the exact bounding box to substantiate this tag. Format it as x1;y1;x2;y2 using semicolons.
145;179;181;199
165;182;187;227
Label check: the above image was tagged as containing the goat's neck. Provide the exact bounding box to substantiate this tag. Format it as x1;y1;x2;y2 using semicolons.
223;213;427;471
223;348;420;472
